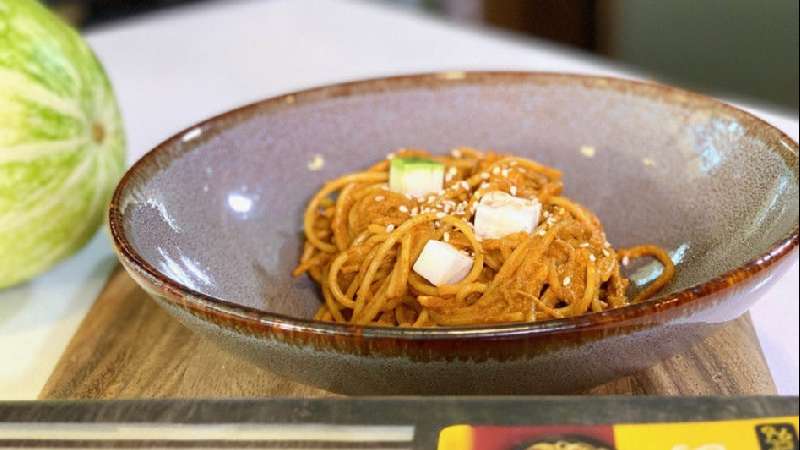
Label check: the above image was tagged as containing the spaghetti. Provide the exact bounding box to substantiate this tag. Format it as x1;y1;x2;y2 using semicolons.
293;148;674;327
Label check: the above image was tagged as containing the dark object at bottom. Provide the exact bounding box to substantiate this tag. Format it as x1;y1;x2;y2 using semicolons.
0;396;796;449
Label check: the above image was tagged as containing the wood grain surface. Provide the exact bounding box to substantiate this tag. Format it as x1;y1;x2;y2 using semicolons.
39;267;776;399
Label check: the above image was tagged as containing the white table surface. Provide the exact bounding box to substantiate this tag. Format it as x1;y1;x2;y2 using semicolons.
0;0;797;400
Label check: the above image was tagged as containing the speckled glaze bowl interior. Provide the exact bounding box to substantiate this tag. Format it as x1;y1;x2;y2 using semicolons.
110;72;798;395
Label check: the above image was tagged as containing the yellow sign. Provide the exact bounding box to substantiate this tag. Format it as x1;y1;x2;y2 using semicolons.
614;417;799;450
438;416;798;450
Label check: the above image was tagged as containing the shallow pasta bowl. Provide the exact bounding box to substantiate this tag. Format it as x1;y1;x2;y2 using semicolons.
108;72;798;394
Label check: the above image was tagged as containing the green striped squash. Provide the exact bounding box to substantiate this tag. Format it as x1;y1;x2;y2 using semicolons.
0;0;125;289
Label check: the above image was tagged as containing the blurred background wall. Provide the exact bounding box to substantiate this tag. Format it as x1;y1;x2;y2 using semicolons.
46;0;799;112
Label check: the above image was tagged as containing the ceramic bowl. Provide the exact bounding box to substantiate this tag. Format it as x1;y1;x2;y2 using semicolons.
108;72;798;394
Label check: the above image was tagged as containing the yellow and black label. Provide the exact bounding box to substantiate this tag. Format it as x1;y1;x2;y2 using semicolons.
438;416;799;450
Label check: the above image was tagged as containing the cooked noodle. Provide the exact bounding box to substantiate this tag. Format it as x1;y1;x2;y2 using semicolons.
293;148;675;327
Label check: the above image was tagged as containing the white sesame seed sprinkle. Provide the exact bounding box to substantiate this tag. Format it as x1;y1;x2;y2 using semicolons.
436;212;446;219
411;207;419;215
580;146;596;158
492;167;501;175
451;149;463;158
501;169;510;177
589;254;597;262
385;224;395;233
480;172;490;180
579;242;589;248
602;249;610;257
374;195;385;202
443;232;450;242
387;152;396;160
398;205;409;213
622;256;630;266
480;182;489;190
563;276;572;287
510;186;517;196
536;229;546;236
307;154;325;171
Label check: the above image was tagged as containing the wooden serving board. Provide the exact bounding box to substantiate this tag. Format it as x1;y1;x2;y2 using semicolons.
39;267;776;399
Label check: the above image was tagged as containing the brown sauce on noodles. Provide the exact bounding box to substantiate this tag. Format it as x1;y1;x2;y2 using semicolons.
294;148;675;327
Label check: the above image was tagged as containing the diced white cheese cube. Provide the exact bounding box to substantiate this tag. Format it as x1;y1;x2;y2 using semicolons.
473;191;541;240
412;240;473;286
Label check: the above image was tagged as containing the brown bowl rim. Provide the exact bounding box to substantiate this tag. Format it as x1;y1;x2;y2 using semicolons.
108;71;799;340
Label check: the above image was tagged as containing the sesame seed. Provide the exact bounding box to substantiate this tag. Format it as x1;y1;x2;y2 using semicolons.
579;242;589;248
480;182;489;190
480;172;490;180
398;205;409;213
411;207;419;215
563;276;572;287
445;167;457;182
602;249;610;257
492;167;501;175
427;196;436;204
436;212;446;219
509;161;517;166
536;229;546;236
387;152;396;160
589;254;597;262
622;256;630;266
580;146;596;158
642;157;656;167
460;181;469;190
385;224;395;233
451;149;463;158
434;220;441;228
307;154;325;171
501;169;510;177
510;186;517;196
443;232;450;242
374;195;385;202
